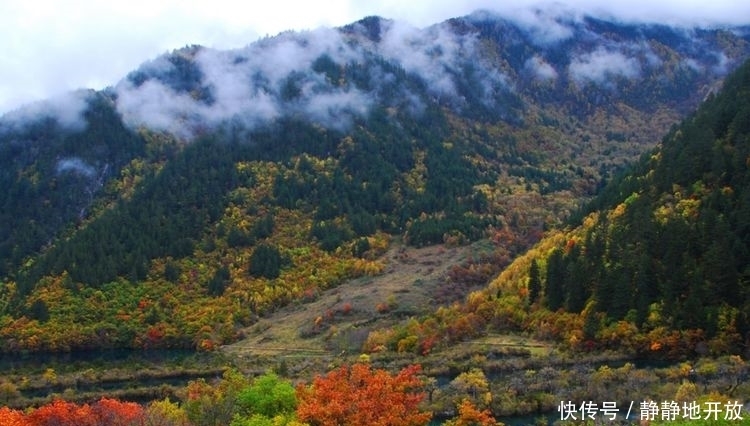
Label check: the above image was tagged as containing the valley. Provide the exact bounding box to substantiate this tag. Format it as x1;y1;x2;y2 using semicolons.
1;6;750;424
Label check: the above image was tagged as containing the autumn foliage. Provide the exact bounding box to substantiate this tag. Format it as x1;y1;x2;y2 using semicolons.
296;363;432;426
444;399;500;426
0;398;145;426
0;364;442;426
0;406;29;426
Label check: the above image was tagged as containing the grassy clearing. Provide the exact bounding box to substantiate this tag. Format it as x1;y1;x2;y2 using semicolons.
222;241;483;362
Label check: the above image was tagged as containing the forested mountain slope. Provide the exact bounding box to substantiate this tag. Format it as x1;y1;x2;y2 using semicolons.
405;58;750;360
0;9;749;353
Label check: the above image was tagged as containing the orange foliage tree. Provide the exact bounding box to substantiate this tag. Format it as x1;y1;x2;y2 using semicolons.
444;399;500;426
0;406;30;426
90;398;145;426
26;399;93;426
25;398;144;426
296;363;432;426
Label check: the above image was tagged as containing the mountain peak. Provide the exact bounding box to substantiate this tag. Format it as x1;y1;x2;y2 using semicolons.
341;15;393;42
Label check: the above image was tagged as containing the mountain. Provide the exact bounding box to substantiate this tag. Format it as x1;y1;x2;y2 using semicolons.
415;58;750;360
0;8;749;353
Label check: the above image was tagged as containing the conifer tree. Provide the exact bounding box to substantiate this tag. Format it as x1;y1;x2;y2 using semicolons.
528;259;541;304
545;249;565;311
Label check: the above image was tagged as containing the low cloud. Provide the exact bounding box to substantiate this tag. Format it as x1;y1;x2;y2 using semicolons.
114;27;375;139
3;0;749;119
378;21;467;98
568;47;641;85
711;51;730;75
116;79;207;139
56;157;97;177
0;90;91;134
525;55;558;81
682;58;703;73
299;88;373;130
507;4;581;46
112;18;512;139
641;44;663;68
377;19;513;111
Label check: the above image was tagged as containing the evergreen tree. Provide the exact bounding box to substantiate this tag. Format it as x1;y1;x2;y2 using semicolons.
634;252;655;326
164;260;181;283
28;299;50;323
528;259;542;304
582;308;600;341
251;213;275;240
608;265;633;320
208;266;231;296
545;249;565;311
249;244;282;279
564;246;587;313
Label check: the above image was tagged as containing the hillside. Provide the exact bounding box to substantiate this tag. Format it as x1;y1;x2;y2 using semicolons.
1;9;749;354
222;240;495;358
400;58;750;361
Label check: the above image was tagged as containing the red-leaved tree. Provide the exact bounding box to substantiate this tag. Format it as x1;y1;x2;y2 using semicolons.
26;398;144;426
296;363;431;426
0;406;31;426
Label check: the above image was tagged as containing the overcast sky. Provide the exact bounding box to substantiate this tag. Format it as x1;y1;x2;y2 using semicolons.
1;0;748;115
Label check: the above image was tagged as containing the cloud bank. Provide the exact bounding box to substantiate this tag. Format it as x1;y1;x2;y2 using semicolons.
113;20;510;139
1;0;748;117
115;28;370;138
2;2;747;138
